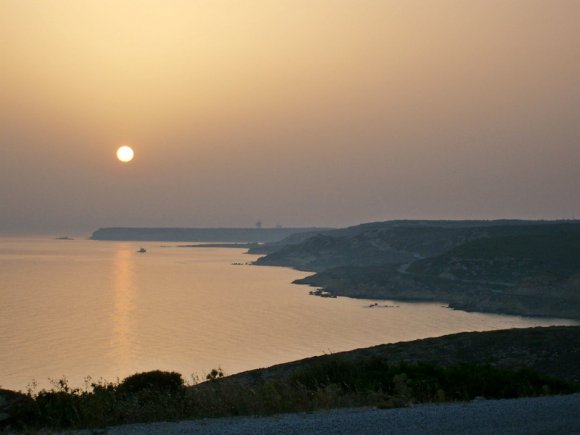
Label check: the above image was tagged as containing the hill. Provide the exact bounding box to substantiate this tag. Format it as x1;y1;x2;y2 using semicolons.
255;220;580;319
227;326;580;385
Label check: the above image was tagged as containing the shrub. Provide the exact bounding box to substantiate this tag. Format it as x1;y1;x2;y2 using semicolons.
290;357;578;403
206;368;225;381
117;370;184;395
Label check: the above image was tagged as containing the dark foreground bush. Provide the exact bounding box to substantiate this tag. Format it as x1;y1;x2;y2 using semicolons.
3;372;188;431
117;370;184;395
3;361;579;431
289;356;578;403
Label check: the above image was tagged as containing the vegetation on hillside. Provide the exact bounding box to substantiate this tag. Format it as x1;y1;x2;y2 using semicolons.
2;361;577;431
2;327;579;432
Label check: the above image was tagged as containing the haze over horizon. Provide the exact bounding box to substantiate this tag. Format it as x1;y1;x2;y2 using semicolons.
1;0;579;235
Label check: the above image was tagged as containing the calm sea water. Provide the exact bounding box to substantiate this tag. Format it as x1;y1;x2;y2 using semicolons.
1;238;576;391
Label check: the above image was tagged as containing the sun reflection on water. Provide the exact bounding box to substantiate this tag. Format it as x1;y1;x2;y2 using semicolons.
111;245;138;371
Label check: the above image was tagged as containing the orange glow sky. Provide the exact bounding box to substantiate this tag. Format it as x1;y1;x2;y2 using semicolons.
1;0;579;234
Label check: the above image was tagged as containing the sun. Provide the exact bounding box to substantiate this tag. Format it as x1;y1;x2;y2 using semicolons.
116;146;134;163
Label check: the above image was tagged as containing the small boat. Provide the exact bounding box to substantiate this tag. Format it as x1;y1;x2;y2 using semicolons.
137;248;147;253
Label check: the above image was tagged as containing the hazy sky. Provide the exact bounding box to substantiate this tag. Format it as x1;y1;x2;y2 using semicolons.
1;0;579;235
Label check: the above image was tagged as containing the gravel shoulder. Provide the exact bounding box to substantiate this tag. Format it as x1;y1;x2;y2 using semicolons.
94;394;580;435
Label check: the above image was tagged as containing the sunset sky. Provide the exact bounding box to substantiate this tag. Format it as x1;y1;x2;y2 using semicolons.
1;0;579;235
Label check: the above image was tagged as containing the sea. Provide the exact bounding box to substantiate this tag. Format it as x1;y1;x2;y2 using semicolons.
1;237;577;391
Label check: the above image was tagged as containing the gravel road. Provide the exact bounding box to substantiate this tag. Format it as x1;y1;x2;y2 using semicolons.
96;394;580;434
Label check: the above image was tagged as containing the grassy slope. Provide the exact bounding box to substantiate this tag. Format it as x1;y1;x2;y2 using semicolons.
5;327;579;431
226;326;580;385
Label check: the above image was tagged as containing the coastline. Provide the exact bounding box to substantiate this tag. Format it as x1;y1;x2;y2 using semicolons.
250;221;580;321
289;270;580;321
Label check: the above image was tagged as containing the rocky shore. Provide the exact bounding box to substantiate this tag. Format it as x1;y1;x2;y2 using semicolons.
254;220;580;320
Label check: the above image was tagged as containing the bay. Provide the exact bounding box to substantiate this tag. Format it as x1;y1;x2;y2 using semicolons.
0;238;576;391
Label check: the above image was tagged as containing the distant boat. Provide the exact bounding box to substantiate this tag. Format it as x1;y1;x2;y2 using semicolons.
55;236;74;240
137;248;147;253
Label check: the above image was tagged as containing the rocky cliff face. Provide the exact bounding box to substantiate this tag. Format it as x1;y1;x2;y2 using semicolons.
255;224;492;271
255;233;418;271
